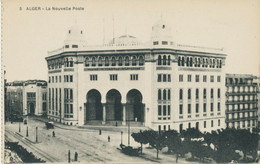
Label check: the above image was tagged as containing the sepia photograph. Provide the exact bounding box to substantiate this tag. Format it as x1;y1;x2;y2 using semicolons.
2;0;260;163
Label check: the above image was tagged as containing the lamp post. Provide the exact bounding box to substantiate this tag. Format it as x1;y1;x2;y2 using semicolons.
36;127;38;143
19;122;21;132
26;126;28;137
121;131;123;145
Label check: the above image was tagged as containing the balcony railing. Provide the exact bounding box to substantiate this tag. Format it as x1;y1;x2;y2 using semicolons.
226;99;258;104
225;116;258;122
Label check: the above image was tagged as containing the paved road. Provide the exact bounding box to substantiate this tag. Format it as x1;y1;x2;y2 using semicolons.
4;118;192;163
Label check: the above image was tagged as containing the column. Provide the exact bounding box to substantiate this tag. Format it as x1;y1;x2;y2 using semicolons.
102;104;106;125
122;104;126;125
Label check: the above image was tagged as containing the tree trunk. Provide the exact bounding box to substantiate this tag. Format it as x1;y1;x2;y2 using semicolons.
243;150;247;160
176;154;179;163
157;148;159;159
141;143;142;154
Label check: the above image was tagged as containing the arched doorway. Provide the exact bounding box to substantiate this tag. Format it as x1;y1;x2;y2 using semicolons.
86;89;103;120
126;89;144;122
106;89;122;121
28;103;35;115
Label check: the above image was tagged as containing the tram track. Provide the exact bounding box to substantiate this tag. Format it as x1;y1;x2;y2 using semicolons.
5;130;60;163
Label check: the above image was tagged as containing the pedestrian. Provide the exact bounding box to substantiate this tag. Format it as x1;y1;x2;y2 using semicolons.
99;129;101;135
108;136;110;142
74;152;78;161
52;131;55;137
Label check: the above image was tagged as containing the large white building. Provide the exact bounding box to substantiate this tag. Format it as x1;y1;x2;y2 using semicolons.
46;19;227;132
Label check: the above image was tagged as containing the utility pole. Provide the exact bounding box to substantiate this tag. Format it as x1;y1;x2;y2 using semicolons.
36;127;38;143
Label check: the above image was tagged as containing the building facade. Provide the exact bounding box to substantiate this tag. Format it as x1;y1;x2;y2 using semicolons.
225;74;258;130
6;80;48;117
46;20;227;132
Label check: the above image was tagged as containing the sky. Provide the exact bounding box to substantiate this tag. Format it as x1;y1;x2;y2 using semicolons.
2;0;260;82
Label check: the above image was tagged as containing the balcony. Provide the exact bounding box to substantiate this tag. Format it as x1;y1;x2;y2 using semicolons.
225;91;257;96
225;99;258;104
225;116;258;122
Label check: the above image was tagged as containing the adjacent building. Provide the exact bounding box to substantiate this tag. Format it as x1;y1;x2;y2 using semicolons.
225;74;258;130
5;80;48;117
46;19;227;132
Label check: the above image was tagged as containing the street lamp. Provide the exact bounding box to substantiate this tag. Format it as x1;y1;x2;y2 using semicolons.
121;131;123;145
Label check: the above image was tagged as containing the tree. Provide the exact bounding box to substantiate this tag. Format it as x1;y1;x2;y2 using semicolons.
131;130;149;154
145;130;165;159
180;128;202;142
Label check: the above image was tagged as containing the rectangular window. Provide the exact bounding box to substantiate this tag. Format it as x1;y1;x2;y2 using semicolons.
196;89;199;99
130;74;138;80
211;120;214;127
195;75;199;82
90;74;98;81
163;74;167;82
55;76;58;83
204;121;206;128
203;103;207;112
163;105;167;116
179;104;183;114
218;89;220;98
203;89;207;99
168;105;171;116
217;76;221;82
157;74;162;82
59;76;61;83
179;74;183;82
158;105;162;116
218;120;220;126
211;89;214;98
210;75;214;82
188;75;192;82
168;74;171;82
70;75;73;82
196;104;199;113
49;77;51;83
203;75;207;82
188;104;191;114
211;103;214;112
52;76;54;83
153;41;159;45
110;74;118;81
162;41;168;45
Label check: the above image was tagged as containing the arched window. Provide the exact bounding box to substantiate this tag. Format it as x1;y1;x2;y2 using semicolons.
179;89;183;100
188;89;191;99
190;57;193;67
220;60;222;68
182;57;185;66
85;57;89;67
198;58;201;67
92;57;96;66
118;56;123;66
186;57;189;67
139;56;144;66
98;57;102;66
196;89;199;99
195;58;198;67
163;55;167;65
69;58;74;67
158;55;162;65
206;58;208;67
213;59;215;68
167;55;171;65
203;88;207;99
168;89;171;100
105;57;109;66
125;56;130;66
210;59;212;68
65;58;69;67
132;56;136;66
158;89;161;100
178;56;181;66
112;57;116;66
202;58;205;67
163;89;167;100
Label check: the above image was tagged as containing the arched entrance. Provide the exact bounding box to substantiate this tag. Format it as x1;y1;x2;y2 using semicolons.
28;103;35;115
106;89;122;121
126;89;144;122
86;89;103;120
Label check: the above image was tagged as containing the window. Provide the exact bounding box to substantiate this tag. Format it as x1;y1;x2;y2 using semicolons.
218;89;220;98
196;122;199;130
158;105;162;116
203;89;207;99
49;77;51;83
98;57;103;66
179;89;183;100
211;120;214;127
59;76;61;83
163;106;167;115
65;45;69;48
211;89;214;98
130;74;138;80
162;41;168;45
118;56;123;66
204;121;206;128
90;74;98;81
55;76;58;83
85;57;89;67
153;41;159;45
211;103;214;112
139;56;144;66
168;89;171;100
158;89;162;100
105;57;109;66
203;103;207;112
196;104;199;113
179;74;183;82
210;76;214;82
203;75;207;82
92;57;96;66
168;74;171;82
188;75;192;82
168;56;171;65
179;124;183;132
158;74;171;82
218;120;220;126
64;75;73;82
217;76;221;82
163;74;167;82
163;55;167;65
179;104;183;114
158;55;162;65
112;57;116;66
188;123;191;129
52;76;54;83
196;89;199;99
132;56;136;66
195;75;199;82
42;93;47;100
72;45;78;48
110;74;118;81
163;89;167;100
158;74;162;82
218;102;220;111
188;89;191;99
188;104;191;114
158;105;171;120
